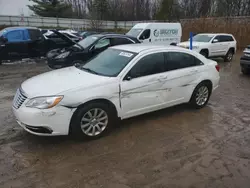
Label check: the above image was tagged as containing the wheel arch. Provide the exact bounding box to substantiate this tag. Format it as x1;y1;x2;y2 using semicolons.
68;98;119;134
189;79;213;102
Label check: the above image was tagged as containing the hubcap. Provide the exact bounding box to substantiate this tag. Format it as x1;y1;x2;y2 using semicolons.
195;86;209;106
80;108;108;136
227;53;233;61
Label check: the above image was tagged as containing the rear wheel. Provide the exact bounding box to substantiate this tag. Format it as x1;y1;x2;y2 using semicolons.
190;82;212;109
224;49;234;62
70;102;116;139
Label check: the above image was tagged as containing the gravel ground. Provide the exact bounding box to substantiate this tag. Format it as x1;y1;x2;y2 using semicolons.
0;54;250;188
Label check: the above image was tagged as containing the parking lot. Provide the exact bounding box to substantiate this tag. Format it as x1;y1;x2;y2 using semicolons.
0;54;250;188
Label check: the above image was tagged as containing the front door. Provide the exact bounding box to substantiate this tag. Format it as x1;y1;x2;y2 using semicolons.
210;35;228;57
90;38;111;59
138;29;151;43
4;30;28;60
120;52;167;118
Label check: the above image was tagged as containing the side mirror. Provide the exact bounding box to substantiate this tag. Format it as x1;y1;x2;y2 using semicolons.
212;39;218;43
0;36;8;43
124;75;132;81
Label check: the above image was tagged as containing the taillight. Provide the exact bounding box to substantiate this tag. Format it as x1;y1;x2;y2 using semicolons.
215;65;220;72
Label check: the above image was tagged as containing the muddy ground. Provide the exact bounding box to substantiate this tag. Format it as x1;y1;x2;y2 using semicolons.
0;54;250;188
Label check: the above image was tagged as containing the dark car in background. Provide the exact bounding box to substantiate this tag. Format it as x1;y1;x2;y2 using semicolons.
80;31;98;39
240;45;250;74
0;27;80;64
46;34;140;69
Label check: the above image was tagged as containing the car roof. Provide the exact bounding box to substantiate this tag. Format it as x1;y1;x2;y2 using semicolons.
197;33;233;36
4;26;38;31
111;44;187;53
92;33;138;40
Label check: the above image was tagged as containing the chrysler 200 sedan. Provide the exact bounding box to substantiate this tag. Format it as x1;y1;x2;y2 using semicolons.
12;44;220;139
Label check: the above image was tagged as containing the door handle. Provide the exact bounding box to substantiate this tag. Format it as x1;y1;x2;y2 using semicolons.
190;69;198;73
0;44;5;47
149;39;151;42
158;75;168;80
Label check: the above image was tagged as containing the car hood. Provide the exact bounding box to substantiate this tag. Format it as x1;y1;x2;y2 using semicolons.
21;66;115;98
178;41;208;48
50;30;77;46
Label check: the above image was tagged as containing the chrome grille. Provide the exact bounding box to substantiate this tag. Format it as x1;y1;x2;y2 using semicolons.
13;88;27;109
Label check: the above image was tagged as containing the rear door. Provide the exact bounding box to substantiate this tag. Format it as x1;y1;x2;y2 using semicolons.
163;51;204;103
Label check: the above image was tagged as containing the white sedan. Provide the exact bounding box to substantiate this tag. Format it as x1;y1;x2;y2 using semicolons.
12;44;220;139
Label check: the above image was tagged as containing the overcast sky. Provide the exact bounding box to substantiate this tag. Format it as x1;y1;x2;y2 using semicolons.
0;0;34;16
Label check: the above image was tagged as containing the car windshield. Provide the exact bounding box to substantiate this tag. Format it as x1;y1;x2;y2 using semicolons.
127;28;143;37
77;48;137;77
76;35;100;48
191;34;214;42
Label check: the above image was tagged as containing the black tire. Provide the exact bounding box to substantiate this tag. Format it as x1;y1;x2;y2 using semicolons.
241;67;249;75
200;50;208;58
70;102;116;140
224;49;234;62
190;82;212;109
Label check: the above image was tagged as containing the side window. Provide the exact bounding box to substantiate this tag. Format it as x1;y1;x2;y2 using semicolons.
112;38;134;45
28;29;43;40
6;30;23;42
165;52;202;71
213;35;223;43
222;35;234;42
94;38;110;49
139;29;151;40
129;53;165;78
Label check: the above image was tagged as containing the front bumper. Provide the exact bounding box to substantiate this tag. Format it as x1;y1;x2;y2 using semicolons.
240;58;250;69
12;105;76;136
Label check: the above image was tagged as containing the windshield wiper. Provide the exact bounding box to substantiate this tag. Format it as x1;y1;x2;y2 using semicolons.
80;67;101;75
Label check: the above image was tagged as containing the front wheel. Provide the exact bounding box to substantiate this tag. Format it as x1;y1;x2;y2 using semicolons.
70;102;116;139
200;50;208;58
190;82;212;109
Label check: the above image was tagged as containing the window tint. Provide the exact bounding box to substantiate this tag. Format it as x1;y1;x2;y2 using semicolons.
139;29;151;40
29;29;43;40
112;38;134;45
222;35;234;42
129;53;165;78
94;38;110;49
165;52;202;71
7;30;23;42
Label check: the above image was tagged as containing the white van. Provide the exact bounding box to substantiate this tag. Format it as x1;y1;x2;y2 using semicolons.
126;23;182;45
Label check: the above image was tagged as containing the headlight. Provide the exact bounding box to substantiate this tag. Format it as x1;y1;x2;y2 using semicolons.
55;51;70;59
26;96;63;109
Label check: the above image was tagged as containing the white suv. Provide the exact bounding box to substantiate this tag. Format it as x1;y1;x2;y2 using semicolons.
177;33;237;62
